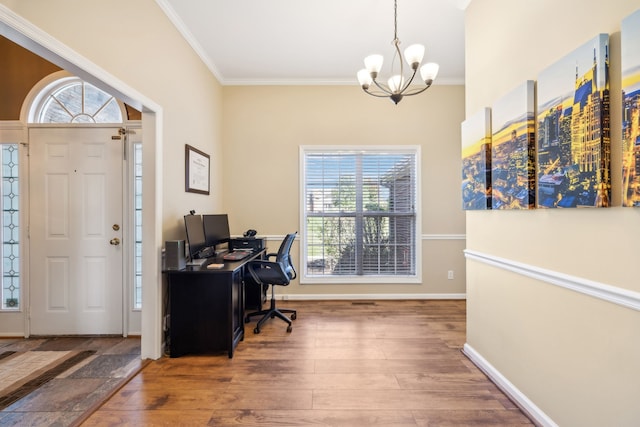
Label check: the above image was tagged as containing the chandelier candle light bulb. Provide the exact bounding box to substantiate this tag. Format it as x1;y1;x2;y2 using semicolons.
357;0;439;104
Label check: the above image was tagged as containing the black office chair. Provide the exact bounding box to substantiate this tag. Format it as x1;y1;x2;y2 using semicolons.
245;232;298;333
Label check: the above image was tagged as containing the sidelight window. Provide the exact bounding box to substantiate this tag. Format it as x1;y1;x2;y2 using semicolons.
0;144;19;309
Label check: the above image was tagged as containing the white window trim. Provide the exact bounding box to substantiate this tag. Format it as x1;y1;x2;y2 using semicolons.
299;145;422;285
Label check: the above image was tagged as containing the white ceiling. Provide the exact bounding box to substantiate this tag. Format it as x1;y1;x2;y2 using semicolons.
158;0;467;86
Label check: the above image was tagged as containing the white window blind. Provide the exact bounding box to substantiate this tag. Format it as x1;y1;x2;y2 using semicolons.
302;147;419;282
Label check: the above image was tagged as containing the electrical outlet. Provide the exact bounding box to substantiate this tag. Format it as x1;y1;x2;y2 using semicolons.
447;270;454;280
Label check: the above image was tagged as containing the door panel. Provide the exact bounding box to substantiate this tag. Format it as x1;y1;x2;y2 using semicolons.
29;127;123;335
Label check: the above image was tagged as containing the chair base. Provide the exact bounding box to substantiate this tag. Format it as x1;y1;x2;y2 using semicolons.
245;297;296;334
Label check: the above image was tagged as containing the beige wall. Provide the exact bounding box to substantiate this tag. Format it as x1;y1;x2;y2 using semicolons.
465;0;640;425
222;85;466;296
0;0;223;350
0;0;225;237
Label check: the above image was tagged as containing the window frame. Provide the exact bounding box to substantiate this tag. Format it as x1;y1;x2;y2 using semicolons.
299;145;422;285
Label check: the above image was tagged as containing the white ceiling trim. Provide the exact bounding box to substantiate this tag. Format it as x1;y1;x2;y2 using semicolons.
155;0;225;84
222;76;465;86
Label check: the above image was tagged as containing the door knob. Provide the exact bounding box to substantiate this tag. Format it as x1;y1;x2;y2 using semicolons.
110;237;121;246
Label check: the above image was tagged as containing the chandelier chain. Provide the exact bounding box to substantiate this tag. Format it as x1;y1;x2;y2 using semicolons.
393;0;398;43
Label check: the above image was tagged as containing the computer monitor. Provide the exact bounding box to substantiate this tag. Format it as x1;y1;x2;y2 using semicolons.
184;214;206;259
203;214;231;250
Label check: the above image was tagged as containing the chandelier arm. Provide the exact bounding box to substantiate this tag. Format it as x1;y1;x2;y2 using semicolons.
362;88;394;98
391;37;406;94
372;78;393;96
399;67;419;93
399;83;434;97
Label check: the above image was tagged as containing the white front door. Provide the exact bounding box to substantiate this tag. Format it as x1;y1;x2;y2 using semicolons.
29;127;124;335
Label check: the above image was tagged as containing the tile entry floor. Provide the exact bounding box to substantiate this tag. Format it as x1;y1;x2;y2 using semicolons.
0;336;142;427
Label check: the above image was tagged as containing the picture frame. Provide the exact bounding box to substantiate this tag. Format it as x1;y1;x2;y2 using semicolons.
622;10;640;207
185;144;210;195
536;34;610;208
491;80;536;210
461;107;492;210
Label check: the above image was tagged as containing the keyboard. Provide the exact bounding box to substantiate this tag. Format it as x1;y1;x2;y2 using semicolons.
223;250;252;261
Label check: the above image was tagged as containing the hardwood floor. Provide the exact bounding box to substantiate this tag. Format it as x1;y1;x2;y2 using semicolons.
83;300;533;426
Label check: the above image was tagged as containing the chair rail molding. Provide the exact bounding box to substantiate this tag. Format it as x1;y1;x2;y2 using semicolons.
424;234;465;240
464;249;640;312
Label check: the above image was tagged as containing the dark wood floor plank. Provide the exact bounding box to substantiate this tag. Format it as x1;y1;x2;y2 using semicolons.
312;389;506;411
206;409;419;426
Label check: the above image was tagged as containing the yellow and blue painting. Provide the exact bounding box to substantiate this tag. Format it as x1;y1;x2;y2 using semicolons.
490;81;536;210
622;10;640;207
461;108;492;210
536;34;610;208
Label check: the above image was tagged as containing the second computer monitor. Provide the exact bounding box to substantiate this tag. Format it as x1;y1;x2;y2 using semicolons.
184;214;206;260
203;214;231;248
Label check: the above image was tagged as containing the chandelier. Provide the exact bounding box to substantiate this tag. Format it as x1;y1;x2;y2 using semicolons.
357;0;439;104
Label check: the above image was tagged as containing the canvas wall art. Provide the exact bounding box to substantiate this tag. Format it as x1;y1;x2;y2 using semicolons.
490;81;536;210
622;10;640;207
536;34;610;208
461;108;492;210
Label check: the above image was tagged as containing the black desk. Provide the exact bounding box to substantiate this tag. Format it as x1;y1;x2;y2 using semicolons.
163;249;265;358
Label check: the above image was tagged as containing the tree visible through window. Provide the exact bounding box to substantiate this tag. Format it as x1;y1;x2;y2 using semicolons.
302;147;419;282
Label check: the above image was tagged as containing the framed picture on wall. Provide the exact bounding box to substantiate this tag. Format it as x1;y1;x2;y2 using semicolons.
461;107;492;210
536;34;610;208
622;10;640;207
491;80;536;210
185;144;210;195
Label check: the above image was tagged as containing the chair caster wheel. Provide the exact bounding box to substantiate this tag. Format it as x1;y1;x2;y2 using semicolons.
287;325;293;333
291;313;297;320
254;327;260;334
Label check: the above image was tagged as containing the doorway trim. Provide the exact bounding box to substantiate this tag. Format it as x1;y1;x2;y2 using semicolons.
1;4;163;359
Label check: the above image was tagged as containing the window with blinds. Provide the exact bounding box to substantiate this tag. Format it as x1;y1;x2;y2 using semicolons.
301;146;420;283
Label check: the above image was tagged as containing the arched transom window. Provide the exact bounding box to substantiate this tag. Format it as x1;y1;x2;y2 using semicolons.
32;77;123;124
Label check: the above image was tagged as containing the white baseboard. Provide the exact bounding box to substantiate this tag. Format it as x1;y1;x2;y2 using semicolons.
276;293;466;301
462;343;558;427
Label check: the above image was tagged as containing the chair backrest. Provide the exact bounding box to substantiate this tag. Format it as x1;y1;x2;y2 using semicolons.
275;232;297;280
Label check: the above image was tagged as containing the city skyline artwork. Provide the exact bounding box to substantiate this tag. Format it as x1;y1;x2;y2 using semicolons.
490;80;536;210
536;33;611;208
